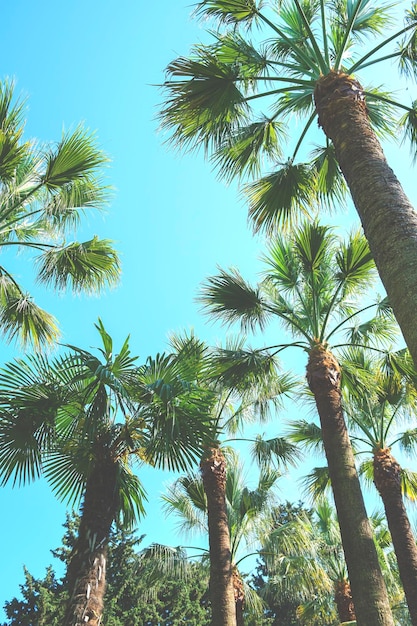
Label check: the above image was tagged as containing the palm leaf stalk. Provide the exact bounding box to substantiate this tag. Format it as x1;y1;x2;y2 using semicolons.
160;0;417;380
0;81;119;348
0;320;216;626
199;221;397;625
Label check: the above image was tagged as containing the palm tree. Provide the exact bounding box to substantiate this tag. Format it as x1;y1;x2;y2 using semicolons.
160;0;417;370
199;221;397;625
260;500;407;625
167;331;297;626
342;349;417;624
0;80;119;348
0;320;216;626
162;449;286;625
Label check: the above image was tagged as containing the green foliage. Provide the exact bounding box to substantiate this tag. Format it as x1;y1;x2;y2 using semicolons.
0;83;120;348
160;1;417;231
1;514;211;626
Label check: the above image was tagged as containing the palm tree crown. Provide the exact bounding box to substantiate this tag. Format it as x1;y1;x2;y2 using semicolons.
200;221;392;355
0;81;120;348
160;0;417;228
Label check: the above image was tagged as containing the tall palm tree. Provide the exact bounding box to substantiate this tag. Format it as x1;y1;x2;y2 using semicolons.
160;0;417;370
199;221;397;625
0;320;216;626
0;80;119;348
162;449;286;626
343;349;417;624
167;331;297;626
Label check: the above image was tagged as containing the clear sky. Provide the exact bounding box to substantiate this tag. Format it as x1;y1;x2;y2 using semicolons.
1;0;417;618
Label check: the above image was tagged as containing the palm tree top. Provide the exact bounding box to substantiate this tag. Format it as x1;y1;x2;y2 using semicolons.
199;221;394;354
160;1;417;229
0;81;120;348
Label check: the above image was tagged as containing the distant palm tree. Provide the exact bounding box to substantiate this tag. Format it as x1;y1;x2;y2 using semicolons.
261;500;406;625
167;331;297;626
160;0;417;374
0;321;215;626
199;221;396;624
0;81;119;347
289;347;417;623
344;349;417;624
162;449;285;625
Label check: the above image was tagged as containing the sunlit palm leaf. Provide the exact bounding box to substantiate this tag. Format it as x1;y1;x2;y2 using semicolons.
162;476;208;536
193;0;261;25
293;221;332;274
116;464;147;528
41;178;111;229
37;236;120;292
200;267;268;331
287;419;323;454
311;143;347;208
400;467;417;501
42;126;108;189
246;162;317;234
212;117;287;181
251;434;303;469
161;51;249;152
335;229;375;294
0;293;59;348
302;465;332;501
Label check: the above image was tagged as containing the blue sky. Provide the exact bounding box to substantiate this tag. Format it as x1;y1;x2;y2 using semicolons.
1;0;417;618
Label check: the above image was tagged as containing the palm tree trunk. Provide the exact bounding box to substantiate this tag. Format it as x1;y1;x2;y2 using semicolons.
373;447;417;625
200;446;237;626
233;567;245;626
306;344;394;626
335;579;356;624
64;454;118;626
314;71;417;370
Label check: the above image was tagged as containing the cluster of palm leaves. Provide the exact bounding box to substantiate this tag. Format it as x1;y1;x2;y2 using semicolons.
3;2;417;626
0;81;120;349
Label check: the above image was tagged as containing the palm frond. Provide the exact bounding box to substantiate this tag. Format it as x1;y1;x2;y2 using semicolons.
311;143;347;208
246;161;317;234
37;236;120;293
199;267;268;332
287;419;323;454
212;117;287;181
301;466;331;501
116;464;147;528
0;292;59;348
160;49;249;152
193;0;261;26
400;467;417;502
335;229;375;294
251;434;303;469
42;126;108;189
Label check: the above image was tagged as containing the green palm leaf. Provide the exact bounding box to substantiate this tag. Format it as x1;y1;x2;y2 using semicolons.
193;0;261;25
246;161;317;233
0;292;59;348
42;126;108;189
37;236;120;292
200;267;268;331
212;117;287;181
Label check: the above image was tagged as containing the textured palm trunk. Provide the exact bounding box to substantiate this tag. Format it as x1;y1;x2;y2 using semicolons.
306;344;394;626
335;579;356;624
64;454;118;626
314;71;417;370
233;567;245;626
373;447;417;625
200;446;237;626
